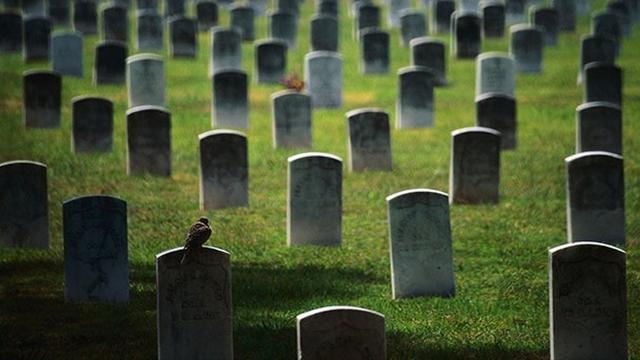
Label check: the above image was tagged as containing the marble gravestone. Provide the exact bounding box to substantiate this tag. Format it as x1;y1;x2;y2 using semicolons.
136;10;163;51
297;306;386;359
410;37;447;86
198;130;248;210
165;0;185;17
196;0;218;32
0;161;49;249
49;0;70;26
565;151;625;246
0;12;22;53
269;11;297;49
475;52;515;97
346;108;392;172
212;70;248;129
156;246;233;360
388;0;411;28
310;15;338;52
475;93;517;150
509;25;543;73
549;242;627;360
399;9;427;47
127;54;165;108
450;127;501;204
386;189;455;299
74;0;98;35
576;102;622;155
101;4;128;43
529;6;559;46
254;39;287;84
552;0;576;32
451;11;481;59
126;106;172;177
209;27;242;76
94;41;127;85
72;96;114;153
169;17;197;58
354;4;380;39
360;28;389;74
287;153;342;246
23;70;61;128
481;1;505;38
52;32;83;77
304;51;343;108
591;11;621;51
397;66;435;128
271;90;312;148
432;0;455;34
230;5;255;41
63;196;128;303
583;62;622;106
23;15;51;62
578;35;616;83
505;0;525;23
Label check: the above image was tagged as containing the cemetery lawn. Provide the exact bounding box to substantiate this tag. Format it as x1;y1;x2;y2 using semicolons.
1;1;639;359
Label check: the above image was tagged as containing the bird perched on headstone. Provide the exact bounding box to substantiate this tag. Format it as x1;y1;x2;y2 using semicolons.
180;217;212;265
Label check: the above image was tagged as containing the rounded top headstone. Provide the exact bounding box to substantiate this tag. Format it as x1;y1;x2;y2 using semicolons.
126;53;163;63
287;152;343;163
296;305;384;321
564;150;623;163
198;129;247;140
305;50;342;60
398;65;434;75
477;51;513;61
271;89;309;99
475;91;516;102
125;104;169;116
409;36;445;47
345;107;387;118
385;188;449;202
451;126;502;137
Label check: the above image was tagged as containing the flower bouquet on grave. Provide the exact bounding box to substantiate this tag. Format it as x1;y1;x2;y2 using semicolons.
282;73;304;92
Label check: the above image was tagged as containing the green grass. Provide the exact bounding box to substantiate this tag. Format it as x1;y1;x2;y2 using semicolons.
1;0;639;358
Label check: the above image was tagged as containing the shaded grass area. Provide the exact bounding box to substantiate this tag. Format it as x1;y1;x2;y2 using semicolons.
1;0;639;358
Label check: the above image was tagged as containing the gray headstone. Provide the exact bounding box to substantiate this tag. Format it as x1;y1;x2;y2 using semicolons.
254;39;287;84
552;0;576;31
165;0;185;17
481;1;505;37
23;15;50;62
584;62;622;106
136;10;163;51
126;105;172;177
22;0;45;16
549;242;627;359
509;24;543;73
397;66;434;128
269;10;297;48
196;1;218;32
591;11;622;54
410;37;447;86
346;108;392;172
287;153;342;246
297;306;386;359
565;151;625;246
304;51;342;108
578;35;616;83
230;5;255;41
156;246;233;360
72;96;114;153
94;41;127;85
0;12;22;53
63;196;129;303
169;17;197;58
102;5;128;42
209;26;242;76
576;102;622;155
475;93;517;150
360;28;389;74
49;0;70;26
432;0;456;33
271;90;312;148
386;189;455;299
0;160;49;249
277;0;299;16
74;0;98;35
127;53;165;107
450;127;501;204
248;0;267;16
354;4;380;39
52;32;83;77
388;0;411;27
310;15;338;52
475;52;515;97
529;6;559;46
451;11;481;59
505;0;525;23
212;70;249;129
400;9;427;47
317;0;338;16
23;70;61;128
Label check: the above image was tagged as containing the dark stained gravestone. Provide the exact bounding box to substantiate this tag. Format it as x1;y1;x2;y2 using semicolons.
164;0;185;17
509;24;543;73
196;0;218;32
529;6;559;45
94;41;127;85
248;0;267;16
168;16;197;58
101;4;128;43
552;0;576;31
399;9;427;47
254;39;287;84
576;102;622;155
432;0;455;33
388;0;411;28
310;15;338;52
74;0;98;35
126;106;172;177
22;0;45;16
48;0;70;26
137;0;158;10
212;70;249;129
209;26;242;76
346;108;392;172
317;0;338;17
71;96;114;153
410;37;447;86
360;28;389;74
475;93;517;150
481;1;505;37
136;10;163;51
271;90;312;148
51;31;83;77
230;5;255;41
269;10;297;49
591;11;622;55
354;4;380;39
22;15;50;62
0;160;49;249
583;62;622;106
505;0;525;23
397;66;435;128
451;11;481;59
0;12;22;53
578;35;616;83
277;0;299;16
63;196;129;303
607;0;631;37
23;70;61;128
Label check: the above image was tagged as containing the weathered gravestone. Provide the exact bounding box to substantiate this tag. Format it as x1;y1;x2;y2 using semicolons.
248;0;267;16
48;0;70;26
565;151;625;246
552;0;576;31
317;0;338;16
297;306;386;359
254;39;287;84
578;35;616;84
156;246;233;360
400;9;427;47
212;70;249;128
169;17;197;58
450;127;501;204
607;1;631;37
509;24;543;73
23;70;61;128
72;96;114;153
277;0;299;16
386;189;455;299
102;4;128;42
63;196;128;303
23;15;50;62
476;93;517;150
126;106;171;177
0;161;49;249
451;11;481;59
505;0;525;23
199;130;248;210
388;0;411;27
397;66;434;128
351;0;373;18
287;153;342;246
127;54;165;107
310;15;338;52
459;0;478;11
360;28;389;74
549;242;627;359
304;51;342;108
209;26;242;76
22;0;45;16
230;5;254;41
165;0;185;17
94;41;127;85
583;62;622;106
52;32;83;77
196;0;218;32
354;4;380;39
576;102;622;154
136;10;163;51
410;37;447;86
271;90;312;148
529;6;559;45
74;0;98;35
0;12;22;53
346;108;392;172
432;0;456;33
482;1;505;37
269;10;297;49
476;52;515;97
591;11;622;54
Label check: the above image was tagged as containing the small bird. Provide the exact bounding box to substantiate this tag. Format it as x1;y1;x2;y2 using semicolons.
180;217;212;265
